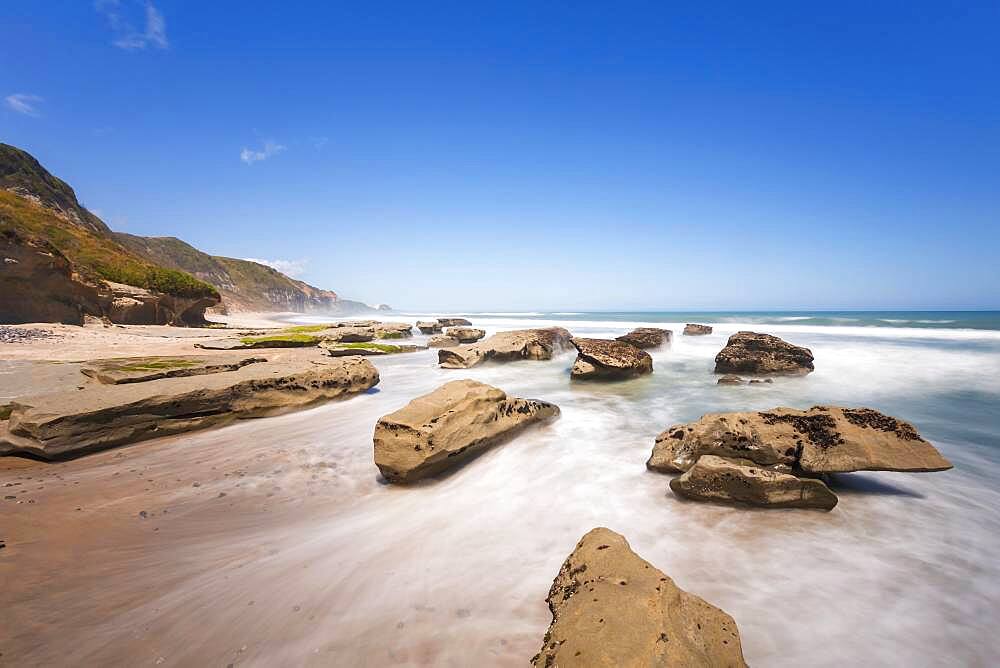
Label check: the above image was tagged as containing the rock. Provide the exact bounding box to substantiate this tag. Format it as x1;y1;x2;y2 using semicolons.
615;327;672;349
0;352;378;459
683;323;713;336
437;318;472;327
416;321;442;334
749;379;773;385
714;331;814;375
717;375;744;385
669;455;838;510
373;379;558;482
80;356;267;384
320;342;425;356
334;320;379;328
438;327;573;369
532;527;747;668
427;334;459;348
322;326;375;343
571;338;653;380
374;323;413;339
647;406;952;474
444;326;485;343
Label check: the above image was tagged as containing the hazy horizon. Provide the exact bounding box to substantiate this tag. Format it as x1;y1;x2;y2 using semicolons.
4;2;998;310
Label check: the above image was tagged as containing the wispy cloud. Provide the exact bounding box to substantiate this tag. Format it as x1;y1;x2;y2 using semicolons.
96;0;169;50
243;258;308;278
240;140;286;165
5;93;43;116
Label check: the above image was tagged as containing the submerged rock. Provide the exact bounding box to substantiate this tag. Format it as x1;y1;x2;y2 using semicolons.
717;375;744;385
532;527;748;667
438;327;573;369
648;406;952;474
416;320;443;334
373;379;558;482
714;331;814;375
570;338;653;380
444;326;486;343
0;353;379;459
683;323;713;335
616;327;672;349
437;318;472;327
670;455;838;510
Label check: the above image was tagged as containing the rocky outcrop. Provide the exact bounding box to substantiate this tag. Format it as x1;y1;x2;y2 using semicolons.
717;375;744;385
670;455;838;510
80;356;266;384
616;327;672;348
444;326;485;343
532;528;747;667
374;322;413;339
416;320;442;334
102;282;216;326
321;342;424;357
427;334;459;348
683;323;713;335
437;318;472;327
714;331;814;375
438;327;573;369
373;379;558;482
647;406;952;474
323;326;375;343
0;352;379;459
571;338;653;380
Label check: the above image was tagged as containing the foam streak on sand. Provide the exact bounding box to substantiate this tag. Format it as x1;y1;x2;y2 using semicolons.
2;315;1000;665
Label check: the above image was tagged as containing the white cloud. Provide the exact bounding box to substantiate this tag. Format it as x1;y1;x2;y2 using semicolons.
243;258;308;278
96;0;169;50
240;139;286;165
5;93;43;116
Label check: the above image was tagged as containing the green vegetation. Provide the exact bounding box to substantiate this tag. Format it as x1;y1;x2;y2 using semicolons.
0;191;220;300
283;324;334;334
239;333;323;347
377;331;404;339
332;342;404;353
0;404;13;420
116;359;199;372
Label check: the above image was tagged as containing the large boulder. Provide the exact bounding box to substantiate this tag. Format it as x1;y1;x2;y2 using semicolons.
373;379;558;482
416;320;442;334
571;338;653;380
670;455;838;510
683;323;713;336
0;352;379;459
616;327;672;348
438;327;573;369
714;331;814;375
648;406;952;474
437;317;471;327
444;326;485;343
532;528;747;667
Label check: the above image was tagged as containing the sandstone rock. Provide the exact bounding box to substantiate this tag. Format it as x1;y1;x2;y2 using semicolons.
714;331;814;375
0;352;378;459
444;326;485;343
647;406;952;474
717;375;744;385
670;455;838;510
438;327;573;369
374;323;413;339
80;356;266;384
683;323;713;335
532;527;747;668
571;338;653;380
335;320;379;328
321;342;425;357
437;318;472;327
322;326;375;343
616;327;672;348
749;379;773;384
373;379;558;482
416;320;442;334
427;334;459;348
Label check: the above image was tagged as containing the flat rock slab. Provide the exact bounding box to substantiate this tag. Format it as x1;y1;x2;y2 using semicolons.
571;338;653;380
195;335;322;350
683;323;713;335
321;342;425;357
1;351;378;459
532;527;747;667
427;335;459;348
373;379;558;482
438;327;573;368
714;331;814;375
444;326;485;343
670;455;838;510
616;327;672;348
416;321;443;334
437;318;472;327
80;355;266;384
648;405;952;474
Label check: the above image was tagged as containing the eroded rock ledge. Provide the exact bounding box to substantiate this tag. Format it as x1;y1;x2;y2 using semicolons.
438;327;573;369
616;327;672;348
714;331;814;375
373;379;558;482
532;528;747;667
571;338;653;380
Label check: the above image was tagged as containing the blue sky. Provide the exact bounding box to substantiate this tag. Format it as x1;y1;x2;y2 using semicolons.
3;1;998;310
